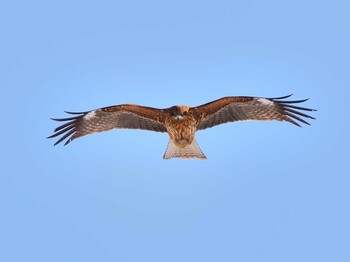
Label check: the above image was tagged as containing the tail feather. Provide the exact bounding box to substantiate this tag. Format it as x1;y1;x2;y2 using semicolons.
163;139;207;160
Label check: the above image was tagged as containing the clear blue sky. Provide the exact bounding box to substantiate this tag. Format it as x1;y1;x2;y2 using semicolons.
1;0;349;261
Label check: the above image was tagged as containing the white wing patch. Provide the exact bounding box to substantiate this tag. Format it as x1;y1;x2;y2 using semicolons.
257;98;274;106
84;110;97;120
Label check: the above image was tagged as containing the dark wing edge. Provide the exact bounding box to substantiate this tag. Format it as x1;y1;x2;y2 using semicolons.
47;111;88;146
268;94;317;127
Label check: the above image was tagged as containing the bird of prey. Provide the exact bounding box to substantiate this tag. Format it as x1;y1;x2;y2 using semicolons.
48;94;316;159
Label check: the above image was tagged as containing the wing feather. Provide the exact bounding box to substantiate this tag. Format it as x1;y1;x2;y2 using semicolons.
193;95;316;130
48;104;167;146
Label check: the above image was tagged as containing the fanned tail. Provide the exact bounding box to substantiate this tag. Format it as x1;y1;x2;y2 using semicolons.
163;138;207;160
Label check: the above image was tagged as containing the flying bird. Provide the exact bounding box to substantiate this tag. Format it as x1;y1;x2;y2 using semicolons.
48;94;316;159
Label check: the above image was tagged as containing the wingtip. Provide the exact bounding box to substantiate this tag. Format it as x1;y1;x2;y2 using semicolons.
270;94;293;100
64;139;72;146
64;111;86;115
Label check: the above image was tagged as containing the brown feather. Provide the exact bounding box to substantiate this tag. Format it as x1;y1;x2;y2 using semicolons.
192;95;316;130
48;104;167;146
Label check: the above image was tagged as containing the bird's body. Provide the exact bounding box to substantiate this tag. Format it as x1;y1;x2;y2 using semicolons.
48;95;316;159
165;106;195;146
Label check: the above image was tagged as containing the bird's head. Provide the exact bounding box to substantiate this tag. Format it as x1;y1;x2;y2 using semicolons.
170;105;190;121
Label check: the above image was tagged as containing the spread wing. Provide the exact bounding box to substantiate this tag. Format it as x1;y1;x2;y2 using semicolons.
192;95;316;131
48;104;167;146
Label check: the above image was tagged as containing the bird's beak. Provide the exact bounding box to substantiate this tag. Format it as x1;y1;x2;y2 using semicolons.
176;115;183;121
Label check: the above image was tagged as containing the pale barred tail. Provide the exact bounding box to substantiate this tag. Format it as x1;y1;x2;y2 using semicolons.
163;139;207;160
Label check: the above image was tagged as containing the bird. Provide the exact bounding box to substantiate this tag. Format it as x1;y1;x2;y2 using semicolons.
48;94;316;159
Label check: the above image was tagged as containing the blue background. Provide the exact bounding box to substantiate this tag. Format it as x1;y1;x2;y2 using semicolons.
1;0;349;261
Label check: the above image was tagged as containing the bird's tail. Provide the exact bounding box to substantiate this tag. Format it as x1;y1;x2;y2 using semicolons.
163;138;207;160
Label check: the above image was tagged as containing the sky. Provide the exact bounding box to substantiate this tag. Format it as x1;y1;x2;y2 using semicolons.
1;0;349;261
